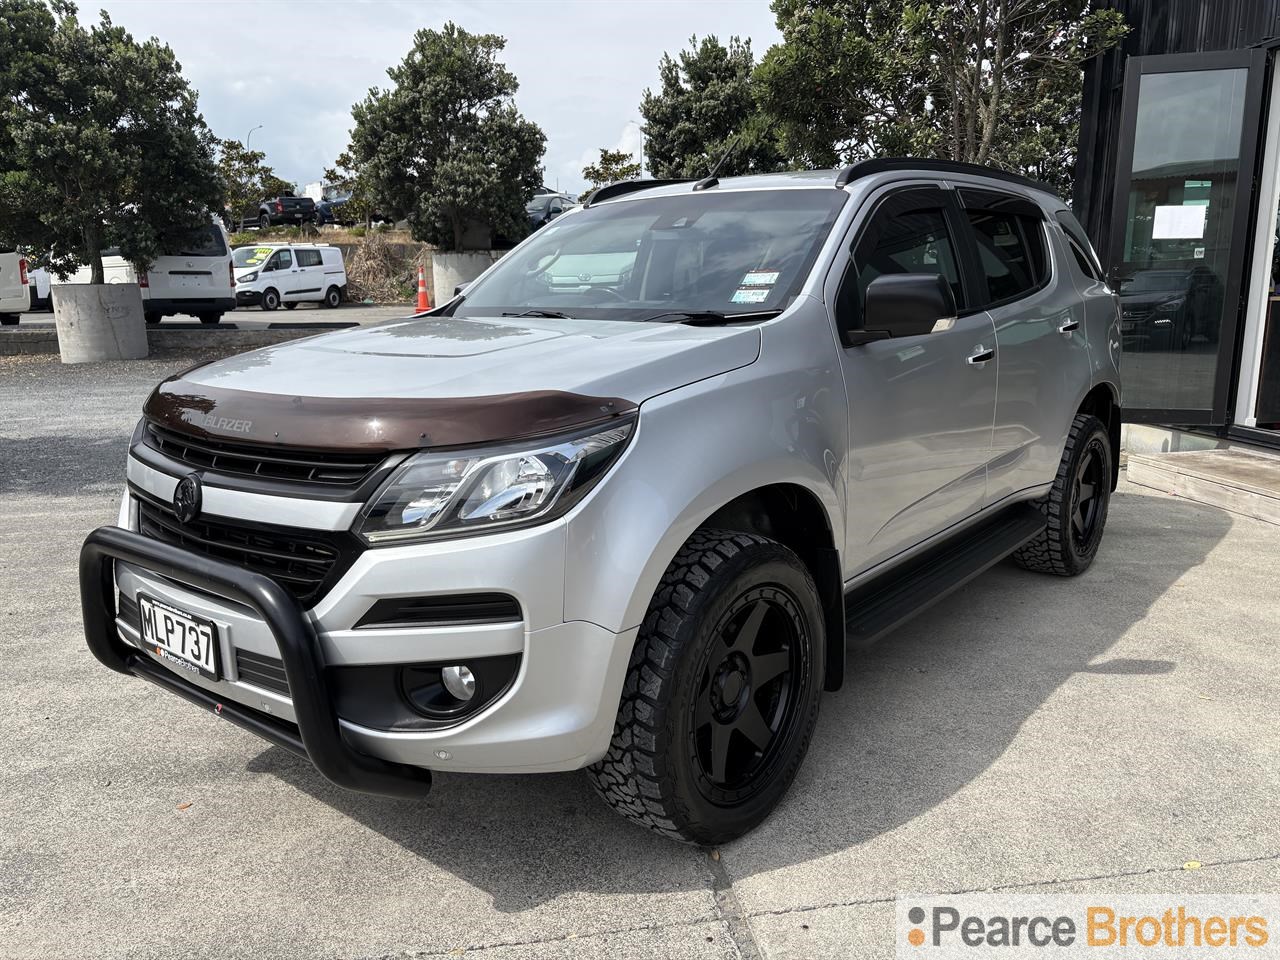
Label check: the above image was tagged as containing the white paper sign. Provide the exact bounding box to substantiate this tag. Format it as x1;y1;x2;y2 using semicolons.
1152;204;1207;239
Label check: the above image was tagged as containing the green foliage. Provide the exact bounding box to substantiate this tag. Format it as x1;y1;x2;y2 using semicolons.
322;148;379;227
755;0;1129;197
216;137;294;226
0;0;223;282
579;148;642;200
348;22;546;251
640;35;785;180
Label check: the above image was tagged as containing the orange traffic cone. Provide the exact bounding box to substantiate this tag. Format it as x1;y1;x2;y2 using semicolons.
416;264;431;312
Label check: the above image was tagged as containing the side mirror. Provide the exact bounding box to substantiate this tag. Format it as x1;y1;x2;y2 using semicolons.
845;273;957;346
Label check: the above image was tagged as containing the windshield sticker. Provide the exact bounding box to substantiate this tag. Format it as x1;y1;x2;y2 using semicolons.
238;247;273;267
741;270;780;287
731;287;770;305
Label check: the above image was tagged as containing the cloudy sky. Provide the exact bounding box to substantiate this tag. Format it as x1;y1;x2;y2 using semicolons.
97;0;781;195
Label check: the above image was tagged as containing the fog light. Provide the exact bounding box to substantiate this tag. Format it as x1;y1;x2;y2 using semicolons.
441;665;476;701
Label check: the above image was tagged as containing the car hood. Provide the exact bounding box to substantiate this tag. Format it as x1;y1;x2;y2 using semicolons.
144;313;761;450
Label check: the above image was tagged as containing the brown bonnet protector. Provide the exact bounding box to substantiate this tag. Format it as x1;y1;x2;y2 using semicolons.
143;373;637;452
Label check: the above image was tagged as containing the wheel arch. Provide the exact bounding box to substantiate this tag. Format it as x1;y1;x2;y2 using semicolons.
701;484;845;691
1076;381;1121;490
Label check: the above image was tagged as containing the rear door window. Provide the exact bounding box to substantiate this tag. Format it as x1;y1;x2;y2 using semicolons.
169;225;228;258
962;196;1049;306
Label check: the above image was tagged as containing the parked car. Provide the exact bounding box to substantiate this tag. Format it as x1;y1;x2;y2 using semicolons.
80;160;1121;844
1117;266;1222;350
242;195;316;231
0;247;30;324
526;191;576;230
314;194;394;227
232;242;346;310
58;222;235;325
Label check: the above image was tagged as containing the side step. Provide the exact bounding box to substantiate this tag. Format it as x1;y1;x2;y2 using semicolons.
844;503;1045;646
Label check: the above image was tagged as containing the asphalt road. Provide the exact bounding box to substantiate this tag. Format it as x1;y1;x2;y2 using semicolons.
1;351;1277;959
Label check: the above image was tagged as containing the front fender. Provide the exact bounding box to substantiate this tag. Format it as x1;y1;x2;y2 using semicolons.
562;321;848;635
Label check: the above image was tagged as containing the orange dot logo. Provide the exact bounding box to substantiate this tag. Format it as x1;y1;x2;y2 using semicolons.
908;906;926;946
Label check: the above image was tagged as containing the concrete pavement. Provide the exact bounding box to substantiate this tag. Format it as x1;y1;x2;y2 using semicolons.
1;351;1276;959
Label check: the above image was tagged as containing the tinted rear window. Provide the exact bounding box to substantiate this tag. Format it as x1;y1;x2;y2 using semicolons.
966;209;1048;306
167;225;227;258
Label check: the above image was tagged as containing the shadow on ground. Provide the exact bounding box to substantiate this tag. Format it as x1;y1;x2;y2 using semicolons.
247;489;1233;912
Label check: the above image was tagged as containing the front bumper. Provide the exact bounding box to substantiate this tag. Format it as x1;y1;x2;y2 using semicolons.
82;463;640;788
80;525;434;798
235;289;262;306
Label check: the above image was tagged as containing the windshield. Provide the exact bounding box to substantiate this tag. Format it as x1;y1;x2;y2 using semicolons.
233;246;275;268
455;188;846;321
1121;270;1190;294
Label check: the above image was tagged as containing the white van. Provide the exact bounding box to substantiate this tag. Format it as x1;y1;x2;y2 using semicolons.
0;248;31;324
59;223;235;324
232;243;347;311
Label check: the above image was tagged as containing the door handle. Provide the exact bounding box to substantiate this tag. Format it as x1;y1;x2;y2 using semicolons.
967;345;994;365
1058;319;1080;334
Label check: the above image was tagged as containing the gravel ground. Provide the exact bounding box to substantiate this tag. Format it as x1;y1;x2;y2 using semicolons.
1;352;1277;959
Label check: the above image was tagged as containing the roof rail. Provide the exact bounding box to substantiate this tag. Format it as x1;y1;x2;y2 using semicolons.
834;158;1059;196
582;178;695;207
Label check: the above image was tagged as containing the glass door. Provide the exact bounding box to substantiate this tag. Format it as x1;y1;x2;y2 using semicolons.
1109;50;1268;424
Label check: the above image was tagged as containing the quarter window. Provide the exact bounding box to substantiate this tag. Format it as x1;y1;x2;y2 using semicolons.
966;208;1048;305
1055;210;1104;281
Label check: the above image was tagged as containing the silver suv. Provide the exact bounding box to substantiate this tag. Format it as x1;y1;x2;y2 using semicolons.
80;160;1121;844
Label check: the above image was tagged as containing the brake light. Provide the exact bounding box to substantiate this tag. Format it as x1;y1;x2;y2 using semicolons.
229;261;235;286
18;258;27;285
138;271;149;288
275;200;284;213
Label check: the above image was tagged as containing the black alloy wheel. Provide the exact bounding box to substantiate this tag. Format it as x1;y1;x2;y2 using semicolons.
689;587;804;802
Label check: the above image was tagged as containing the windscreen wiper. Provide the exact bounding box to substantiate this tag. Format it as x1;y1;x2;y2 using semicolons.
502;309;572;319
643;309;783;326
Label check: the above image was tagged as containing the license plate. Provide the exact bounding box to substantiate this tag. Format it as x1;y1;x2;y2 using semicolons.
1121;320;1138;332
138;594;220;680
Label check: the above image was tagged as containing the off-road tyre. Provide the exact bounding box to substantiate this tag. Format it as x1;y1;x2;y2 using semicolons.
1012;413;1112;576
259;214;271;231
588;529;825;845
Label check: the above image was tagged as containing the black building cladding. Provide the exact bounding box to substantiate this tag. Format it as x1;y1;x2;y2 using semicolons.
1074;1;1280;436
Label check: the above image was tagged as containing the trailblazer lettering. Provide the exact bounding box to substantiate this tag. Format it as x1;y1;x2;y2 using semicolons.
184;412;253;434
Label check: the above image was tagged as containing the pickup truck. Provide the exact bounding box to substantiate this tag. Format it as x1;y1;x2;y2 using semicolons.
246;196;316;231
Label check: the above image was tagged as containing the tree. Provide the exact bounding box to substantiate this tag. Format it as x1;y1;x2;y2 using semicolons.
215;138;294;227
0;0;222;282
640;35;785;180
756;1;1127;196
579;147;641;199
348;23;545;251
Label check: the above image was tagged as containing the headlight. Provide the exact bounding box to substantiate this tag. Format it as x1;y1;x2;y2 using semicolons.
357;417;635;544
1156;297;1185;312
238;271;257;284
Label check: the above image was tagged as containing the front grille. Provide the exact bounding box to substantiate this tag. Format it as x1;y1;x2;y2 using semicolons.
235;649;290;696
145;422;383;487
135;495;357;606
